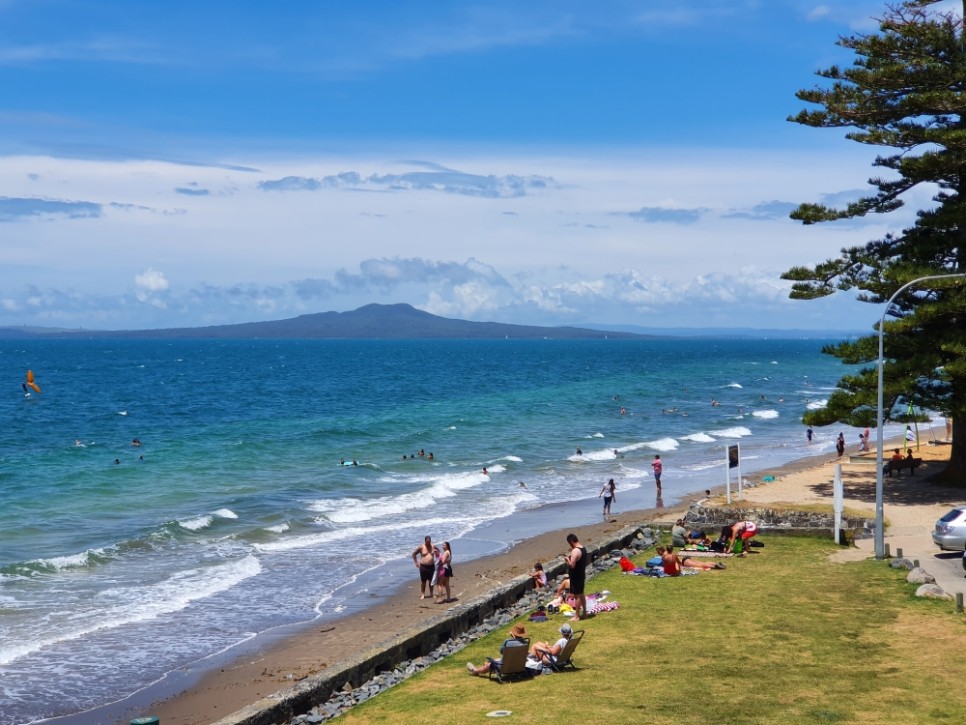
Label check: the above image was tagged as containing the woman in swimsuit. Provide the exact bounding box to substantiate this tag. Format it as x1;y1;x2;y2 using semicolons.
435;541;453;603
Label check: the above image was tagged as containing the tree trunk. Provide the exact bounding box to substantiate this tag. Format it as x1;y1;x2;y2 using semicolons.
937;418;966;484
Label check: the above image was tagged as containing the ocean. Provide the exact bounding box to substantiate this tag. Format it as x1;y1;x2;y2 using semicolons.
0;337;912;723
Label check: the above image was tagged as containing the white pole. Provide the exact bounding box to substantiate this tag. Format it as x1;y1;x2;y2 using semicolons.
737;442;743;501
833;463;843;544
725;446;731;504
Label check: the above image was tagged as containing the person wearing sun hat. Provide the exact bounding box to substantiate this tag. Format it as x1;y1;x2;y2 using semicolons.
466;623;528;676
529;622;572;665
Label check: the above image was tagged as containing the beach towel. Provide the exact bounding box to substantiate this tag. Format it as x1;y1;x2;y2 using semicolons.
589;600;619;614
678;549;733;558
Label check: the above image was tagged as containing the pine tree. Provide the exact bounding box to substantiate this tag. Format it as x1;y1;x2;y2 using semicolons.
782;0;966;482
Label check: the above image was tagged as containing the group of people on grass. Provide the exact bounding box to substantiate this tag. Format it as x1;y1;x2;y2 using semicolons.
466;621;574;676
469;519;762;678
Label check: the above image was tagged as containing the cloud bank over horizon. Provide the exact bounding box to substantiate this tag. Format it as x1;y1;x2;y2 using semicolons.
0;149;907;331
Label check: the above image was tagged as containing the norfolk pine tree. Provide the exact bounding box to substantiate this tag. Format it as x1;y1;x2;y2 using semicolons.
782;0;966;482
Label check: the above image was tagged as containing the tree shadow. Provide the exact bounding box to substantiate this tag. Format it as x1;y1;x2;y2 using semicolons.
805;461;964;508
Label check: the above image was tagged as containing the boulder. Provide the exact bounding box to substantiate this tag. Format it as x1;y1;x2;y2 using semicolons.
915;583;952;600
906;567;936;585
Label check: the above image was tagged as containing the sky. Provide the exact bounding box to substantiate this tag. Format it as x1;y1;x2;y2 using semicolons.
0;0;955;332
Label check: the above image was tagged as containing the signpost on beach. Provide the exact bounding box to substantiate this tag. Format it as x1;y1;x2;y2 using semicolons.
725;444;741;504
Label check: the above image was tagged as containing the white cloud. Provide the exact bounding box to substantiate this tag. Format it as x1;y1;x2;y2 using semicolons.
135;268;170;292
806;5;831;22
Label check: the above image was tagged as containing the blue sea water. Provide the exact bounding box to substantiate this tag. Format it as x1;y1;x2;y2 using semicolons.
0;337;907;723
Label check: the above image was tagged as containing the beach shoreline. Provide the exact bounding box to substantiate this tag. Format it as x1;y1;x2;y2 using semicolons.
130;441;889;725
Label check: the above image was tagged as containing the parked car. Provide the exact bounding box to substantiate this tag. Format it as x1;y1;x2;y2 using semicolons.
932;506;966;551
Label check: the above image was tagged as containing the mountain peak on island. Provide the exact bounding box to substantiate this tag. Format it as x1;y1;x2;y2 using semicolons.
3;304;654;340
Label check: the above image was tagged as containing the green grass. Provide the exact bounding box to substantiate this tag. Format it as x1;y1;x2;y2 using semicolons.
338;536;966;724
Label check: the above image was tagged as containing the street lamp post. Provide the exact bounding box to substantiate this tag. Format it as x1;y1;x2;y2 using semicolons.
875;272;966;559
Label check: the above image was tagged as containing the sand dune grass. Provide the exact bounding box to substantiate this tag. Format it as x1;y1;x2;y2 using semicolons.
336;535;966;724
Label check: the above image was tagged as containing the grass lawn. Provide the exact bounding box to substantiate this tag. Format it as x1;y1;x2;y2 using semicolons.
336;535;966;724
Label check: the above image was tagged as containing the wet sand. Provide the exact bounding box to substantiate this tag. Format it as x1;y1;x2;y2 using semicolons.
144;438;956;724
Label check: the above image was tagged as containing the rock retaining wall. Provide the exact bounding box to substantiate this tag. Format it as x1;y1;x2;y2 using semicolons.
684;503;874;537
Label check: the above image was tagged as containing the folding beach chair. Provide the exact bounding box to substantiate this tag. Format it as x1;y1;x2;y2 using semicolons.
548;629;584;672
487;638;531;684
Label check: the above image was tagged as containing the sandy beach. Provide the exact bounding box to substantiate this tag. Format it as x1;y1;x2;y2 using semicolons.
147;437;962;725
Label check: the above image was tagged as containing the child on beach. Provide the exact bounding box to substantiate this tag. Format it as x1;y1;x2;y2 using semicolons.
599;478;616;516
530;562;547;589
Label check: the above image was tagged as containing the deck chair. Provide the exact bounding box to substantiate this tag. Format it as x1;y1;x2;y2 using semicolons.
487;638;531;684
548;629;584;672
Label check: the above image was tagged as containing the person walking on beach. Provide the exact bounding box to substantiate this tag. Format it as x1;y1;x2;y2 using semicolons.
565;533;588;621
599;478;616;517
413;535;436;600
651;455;663;494
835;432;845;457
435;541;453;604
806;426;813;444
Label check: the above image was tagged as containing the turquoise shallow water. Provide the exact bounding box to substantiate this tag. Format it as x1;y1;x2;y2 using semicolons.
0;337;899;723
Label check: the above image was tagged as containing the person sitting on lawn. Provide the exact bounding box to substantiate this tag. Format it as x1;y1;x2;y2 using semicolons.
555;575;571;598
467;623;528;676
530;623;573;665
674;545;726;571
671;519;689;547
658;545;682;576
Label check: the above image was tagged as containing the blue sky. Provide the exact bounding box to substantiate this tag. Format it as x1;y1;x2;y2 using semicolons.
0;0;951;331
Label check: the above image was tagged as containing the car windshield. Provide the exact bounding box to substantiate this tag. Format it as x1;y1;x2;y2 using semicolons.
939;509;965;524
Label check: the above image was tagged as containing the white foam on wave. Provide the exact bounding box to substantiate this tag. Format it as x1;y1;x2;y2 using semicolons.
709;426;752;438
502;455;523;463
265;523;290;534
646;437;679;452
117;410;128;416
590;432;605;438
680;432;715;443
570;447;621;462
310;470;487;524
30;549;105;571
752;409;779;420
179;515;213;532
0;555;261;666
256;516;460;553
726;382;743;388
806;399;828;410
484;464;506;474
178;509;237;531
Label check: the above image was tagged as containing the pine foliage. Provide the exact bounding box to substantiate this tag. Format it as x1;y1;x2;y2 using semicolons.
782;0;966;480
